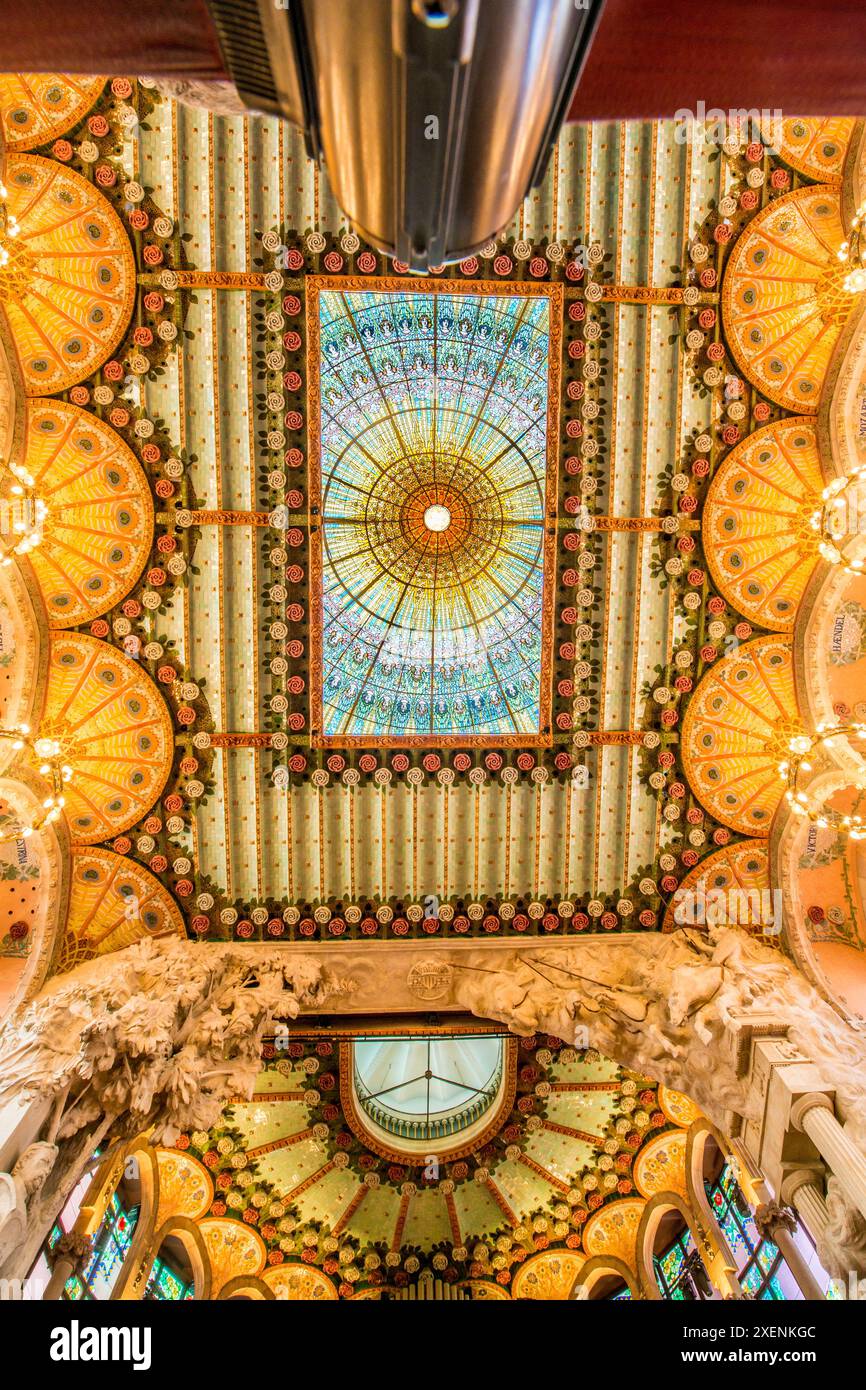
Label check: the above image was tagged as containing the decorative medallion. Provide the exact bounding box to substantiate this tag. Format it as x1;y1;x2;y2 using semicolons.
407;959;454;1001
681;635;798;835
702;418;822;632
23;399;154;626
0;73;105;150
43;632;173;843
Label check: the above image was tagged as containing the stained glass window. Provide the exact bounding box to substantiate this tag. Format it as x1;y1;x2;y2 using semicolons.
310;282;557;744
654;1228;700;1300
78;1191;139;1300
706;1163;787;1300
144;1253;193;1301
29;1154;106;1300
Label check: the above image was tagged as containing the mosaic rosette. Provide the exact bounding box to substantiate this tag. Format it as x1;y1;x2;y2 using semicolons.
702;417;822;631
44;632;173;842
722;185;847;413
0;73;104;150
681;635;798;835
24;399;153;626
308;280;559;745
0;153;135;394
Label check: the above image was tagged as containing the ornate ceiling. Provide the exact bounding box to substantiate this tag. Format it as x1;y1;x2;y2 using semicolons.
148;1033;700;1300
1;77;865;1296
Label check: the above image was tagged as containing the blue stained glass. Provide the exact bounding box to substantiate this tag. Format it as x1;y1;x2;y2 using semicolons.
82;1193;138;1300
707;1164;786;1300
314;286;555;742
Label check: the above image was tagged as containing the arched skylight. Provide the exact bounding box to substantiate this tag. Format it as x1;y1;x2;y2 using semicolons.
352;1034;505;1144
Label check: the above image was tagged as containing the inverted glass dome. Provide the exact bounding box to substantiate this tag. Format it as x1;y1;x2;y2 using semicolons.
351;1034;506;1152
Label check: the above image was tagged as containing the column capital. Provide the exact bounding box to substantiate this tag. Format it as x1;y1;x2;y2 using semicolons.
48;1230;91;1272
790;1092;835;1133
780;1167;825;1205
754;1200;797;1243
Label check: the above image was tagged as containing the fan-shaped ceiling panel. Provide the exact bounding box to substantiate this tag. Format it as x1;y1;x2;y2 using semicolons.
702;418;822;631
662;840;770;933
760;116;854;183
24;399;153;626
59;846;185;972
1;153;135;394
722;186;847;413
0;73;104;150
43;632;173;843
681;636;799;835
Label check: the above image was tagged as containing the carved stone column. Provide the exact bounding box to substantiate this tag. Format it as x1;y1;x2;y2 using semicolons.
791;1094;866;1224
781;1169;831;1257
753;1199;825;1302
43;1231;91;1300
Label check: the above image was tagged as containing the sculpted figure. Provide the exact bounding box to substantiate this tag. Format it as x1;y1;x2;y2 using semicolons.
0;1141;58;1271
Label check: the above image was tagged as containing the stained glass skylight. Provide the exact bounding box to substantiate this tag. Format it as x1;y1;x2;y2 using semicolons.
308;280;559;744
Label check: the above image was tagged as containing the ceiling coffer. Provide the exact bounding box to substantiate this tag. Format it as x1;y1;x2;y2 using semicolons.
204;0;603;271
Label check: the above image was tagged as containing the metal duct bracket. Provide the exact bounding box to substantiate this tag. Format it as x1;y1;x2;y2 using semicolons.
392;0;480;271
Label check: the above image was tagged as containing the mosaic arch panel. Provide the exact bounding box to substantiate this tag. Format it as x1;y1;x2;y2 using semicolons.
261;1265;338;1301
681;635;798;836
58;846;185;973
722;185;847;414
308;278;560;746
662;840;770;933
703;418;822;633
510;1249;584;1301
760;116;855;184
44;632;173;843
656;1088;703;1130
633;1130;689;1201
155;1151;213;1228
1;153;135;395
582;1199;645;1267
24;399;153;627
0;73;105;150
199;1219;266;1297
